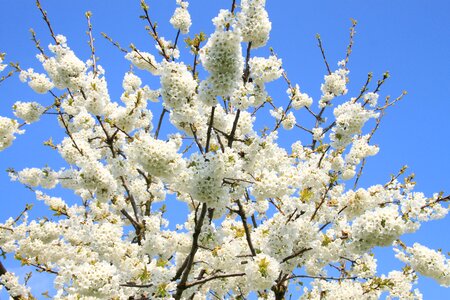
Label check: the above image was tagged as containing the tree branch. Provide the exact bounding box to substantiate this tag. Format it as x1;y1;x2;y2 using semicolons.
174;203;208;300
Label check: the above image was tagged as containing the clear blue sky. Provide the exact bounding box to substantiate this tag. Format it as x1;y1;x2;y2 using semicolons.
1;1;450;299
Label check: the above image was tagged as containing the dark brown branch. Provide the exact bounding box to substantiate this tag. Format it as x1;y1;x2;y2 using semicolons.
205;106;216;153
30;263;58;275
120;282;153;288
184;272;245;289
214;130;225;153
317;145;331;168
49;91;84;156
228;109;241;148
154;108;168;139
230;0;237;13
227;42;252;147
236;200;257;256
96;116;141;232
288;274;359;281
281;248;312;264
172;29;181;61
421;194;450;210
190;124;204;154
310;183;334;221
174;203;208;300
120;209;140;230
351;72;373;104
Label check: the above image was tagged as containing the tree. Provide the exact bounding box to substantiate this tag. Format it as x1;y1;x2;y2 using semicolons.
0;0;449;299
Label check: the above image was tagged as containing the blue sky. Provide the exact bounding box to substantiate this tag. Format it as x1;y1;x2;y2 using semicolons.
1;0;450;299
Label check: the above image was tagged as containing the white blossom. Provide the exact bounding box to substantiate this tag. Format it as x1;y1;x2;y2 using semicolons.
331;102;378;149
249;56;283;84
0;272;30;298
125;50;160;75
170;0;191;34
396;243;450;287
13;101;45;124
281;112;296;130
19;68;54;94
289;84;313;109
245;254;280;291
0;116;22;151
200;26;243;98
319;67;349;107
237;0;272;48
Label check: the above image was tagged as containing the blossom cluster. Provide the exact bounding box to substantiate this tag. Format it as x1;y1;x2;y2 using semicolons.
170;0;192;34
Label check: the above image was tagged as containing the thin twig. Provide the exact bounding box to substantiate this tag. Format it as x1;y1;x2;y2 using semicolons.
343;19;358;68
85;11;97;76
36;0;58;44
100;32;128;53
316;34;331;75
184;272;245;289
140;0;170;61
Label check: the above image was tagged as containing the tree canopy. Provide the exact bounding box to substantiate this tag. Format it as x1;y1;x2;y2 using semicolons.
0;1;449;299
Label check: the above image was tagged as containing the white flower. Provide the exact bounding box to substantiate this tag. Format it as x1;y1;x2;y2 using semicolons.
384;270;423;300
125;132;184;180
0;272;30;298
41;36;87;89
200;27;243;98
212;9;235;29
60;261;120;298
170;1;191;34
289;84;313;109
17;167;58;189
319;67;349;107
237;0;272;48
160;61;197;109
364;92;379;107
331;102;378;149
396;243;450;287
122;72;142;91
270;107;284;121
312;127;323;141
0;116;23;151
245;254;280;291
351;206;412;252
19;68;54;94
249;56;283;83
281;112;296;130
13;101;45;124
125;50;160;75
300;279;370;299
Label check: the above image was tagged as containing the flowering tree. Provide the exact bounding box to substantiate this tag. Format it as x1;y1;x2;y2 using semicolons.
0;0;449;299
